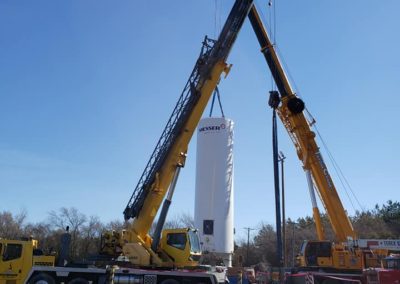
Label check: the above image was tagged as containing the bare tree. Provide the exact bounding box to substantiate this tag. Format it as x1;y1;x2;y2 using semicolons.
178;212;195;228
104;219;127;231
24;222;60;254
48;207;87;258
80;216;103;257
164;212;195;229
254;223;278;266
0;210;27;239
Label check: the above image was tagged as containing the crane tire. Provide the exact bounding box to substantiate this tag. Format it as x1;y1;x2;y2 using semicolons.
67;277;89;284
29;273;56;284
160;279;180;284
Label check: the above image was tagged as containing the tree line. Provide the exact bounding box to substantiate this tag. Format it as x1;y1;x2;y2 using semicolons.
0;207;194;260
234;200;400;268
0;200;399;267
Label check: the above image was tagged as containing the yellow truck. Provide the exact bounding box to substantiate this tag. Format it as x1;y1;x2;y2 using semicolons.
0;238;54;283
0;236;219;284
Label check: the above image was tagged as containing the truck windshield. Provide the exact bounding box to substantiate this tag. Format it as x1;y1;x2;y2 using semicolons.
188;230;201;253
299;241;307;255
166;233;187;250
2;243;22;261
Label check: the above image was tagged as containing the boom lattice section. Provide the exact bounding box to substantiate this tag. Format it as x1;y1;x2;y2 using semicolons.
123;38;216;220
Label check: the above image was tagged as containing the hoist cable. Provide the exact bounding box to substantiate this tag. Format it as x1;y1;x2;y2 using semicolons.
313;121;362;211
216;88;225;117
209;87;225;117
270;0;277;92
275;45;302;99
313;124;364;212
214;0;222;38
209;90;216;117
255;0;276;91
214;0;218;38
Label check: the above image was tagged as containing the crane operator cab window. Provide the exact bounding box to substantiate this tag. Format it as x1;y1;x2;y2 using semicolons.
167;233;187;250
2;243;22;261
188;230;201;253
166;230;201;254
305;241;332;266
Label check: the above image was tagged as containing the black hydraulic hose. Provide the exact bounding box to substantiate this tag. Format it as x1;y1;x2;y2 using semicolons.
269;90;283;267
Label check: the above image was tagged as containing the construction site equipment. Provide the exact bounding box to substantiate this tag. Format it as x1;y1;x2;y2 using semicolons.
103;0;253;269
0;235;218;284
0;1;254;284
247;4;400;276
360;254;400;284
1;2;398;284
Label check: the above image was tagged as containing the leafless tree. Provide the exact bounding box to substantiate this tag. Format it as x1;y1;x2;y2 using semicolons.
48;207;87;258
0;210;27;239
164;212;195;229
80;216;103;257
104;219;127;231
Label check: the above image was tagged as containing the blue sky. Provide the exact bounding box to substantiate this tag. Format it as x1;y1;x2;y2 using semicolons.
1;1;399;241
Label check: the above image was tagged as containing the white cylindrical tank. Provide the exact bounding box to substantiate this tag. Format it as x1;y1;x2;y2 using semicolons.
194;117;234;267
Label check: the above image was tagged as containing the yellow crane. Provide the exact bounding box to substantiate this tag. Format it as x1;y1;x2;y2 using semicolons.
100;0;254;269
0;2;254;283
247;6;392;272
2;3;396;283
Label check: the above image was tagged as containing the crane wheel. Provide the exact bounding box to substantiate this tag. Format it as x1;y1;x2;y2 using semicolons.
287;97;305;114
29;273;56;284
67;277;89;284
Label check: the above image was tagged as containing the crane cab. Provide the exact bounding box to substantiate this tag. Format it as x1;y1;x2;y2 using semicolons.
298;240;333;268
160;228;202;267
0;238;55;284
107;228;202;268
298;240;364;271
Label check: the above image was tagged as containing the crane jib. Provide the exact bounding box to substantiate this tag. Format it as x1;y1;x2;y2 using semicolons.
124;0;254;221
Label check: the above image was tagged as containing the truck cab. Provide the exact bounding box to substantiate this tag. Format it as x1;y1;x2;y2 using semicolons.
0;238;54;284
297;240;333;268
160;228;202;267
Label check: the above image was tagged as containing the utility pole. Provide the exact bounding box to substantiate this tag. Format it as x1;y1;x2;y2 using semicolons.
292;223;295;267
244;227;256;267
288;221;296;267
278;151;286;267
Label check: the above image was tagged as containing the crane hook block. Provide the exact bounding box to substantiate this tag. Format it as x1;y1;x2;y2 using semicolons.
287;97;305;114
268;90;281;109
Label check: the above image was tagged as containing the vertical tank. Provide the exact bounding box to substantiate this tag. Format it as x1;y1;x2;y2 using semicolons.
194;117;234;267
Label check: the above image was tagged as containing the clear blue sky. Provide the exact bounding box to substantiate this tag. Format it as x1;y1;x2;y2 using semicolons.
1;1;399;241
